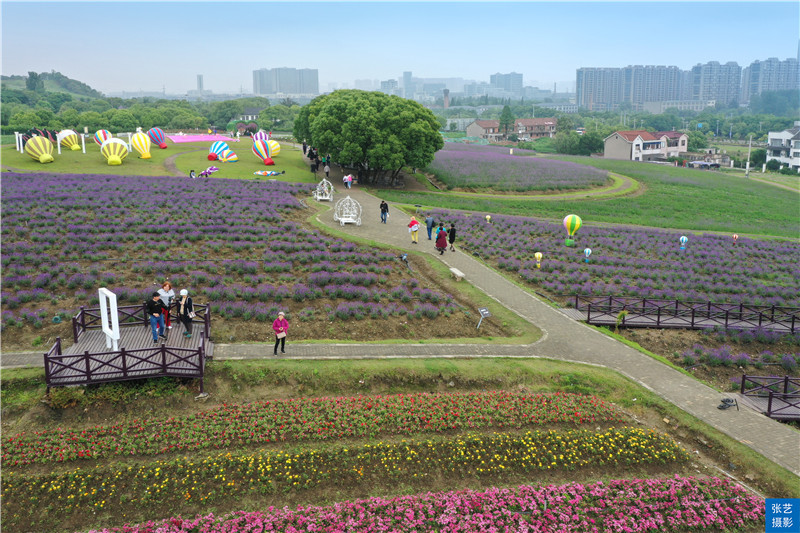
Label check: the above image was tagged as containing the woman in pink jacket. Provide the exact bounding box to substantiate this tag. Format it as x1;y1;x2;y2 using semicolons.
272;311;289;355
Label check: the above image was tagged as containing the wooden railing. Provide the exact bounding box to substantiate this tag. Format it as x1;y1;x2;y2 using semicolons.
44;333;206;392
73;302;211;343
572;295;798;333
741;375;800;420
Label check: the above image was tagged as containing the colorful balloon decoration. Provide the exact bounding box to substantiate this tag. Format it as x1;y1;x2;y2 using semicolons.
100;138;129;166
584;248;592;263
94;130;113;146
220;149;238;162
266;139;281;157
252;131;269;142
208;141;230;161
199;166;219;178
147;127;167;149
252;139;276;165
563;214;582;246
254;170;286;176
733;234;739;245
29;128;58;143
534;251;542;269
131;132;152;159
58;129;81;151
485;215;492;224
24;136;54;163
679;236;688;250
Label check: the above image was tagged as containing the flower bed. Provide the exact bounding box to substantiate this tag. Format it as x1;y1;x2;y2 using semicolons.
2;428;688;524
427;144;608;192
428;209;800;307
80;476;762;533
2;391;624;466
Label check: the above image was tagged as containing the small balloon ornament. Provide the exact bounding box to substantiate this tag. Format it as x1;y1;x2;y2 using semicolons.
679;235;688;250
485;215;492;224
24;135;55;163
209;141;230;161
147;127;167;149
131;132;152;159
534;251;543;269
563;214;582;246
58;129;81;151
100;138;129;166
584;248;592;263
733;234;738;245
220;149;238;162
94;130;112;146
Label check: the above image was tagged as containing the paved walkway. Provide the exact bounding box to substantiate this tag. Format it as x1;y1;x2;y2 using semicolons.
4;167;799;478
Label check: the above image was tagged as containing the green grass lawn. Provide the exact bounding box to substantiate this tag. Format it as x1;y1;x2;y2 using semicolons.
381;156;800;238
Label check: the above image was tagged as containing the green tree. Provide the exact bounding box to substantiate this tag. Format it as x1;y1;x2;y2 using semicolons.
687;130;708;152
109;110;137;132
26;71;44;92
294;90;443;185
499;105;515;136
553;131;580;154
750;148;767;167
78;111;104;131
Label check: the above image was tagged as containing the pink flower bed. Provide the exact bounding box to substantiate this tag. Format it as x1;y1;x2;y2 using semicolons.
85;476;764;533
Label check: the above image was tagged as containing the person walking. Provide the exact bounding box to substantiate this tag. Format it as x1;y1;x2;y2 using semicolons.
158;281;175;330
379;200;389;223
408;216;420;244
324;164;330;179
425;215;435;240
146;292;167;344
176;289;195;338
435;226;448;255
273;311;289;355
435;222;446;239
448;223;457;251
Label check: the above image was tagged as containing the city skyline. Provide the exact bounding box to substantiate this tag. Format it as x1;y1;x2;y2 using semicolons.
2;1;798;96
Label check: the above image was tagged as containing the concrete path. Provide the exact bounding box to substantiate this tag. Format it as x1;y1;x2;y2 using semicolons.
4;172;798;478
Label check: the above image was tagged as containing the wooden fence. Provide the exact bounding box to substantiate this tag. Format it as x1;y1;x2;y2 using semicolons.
740;375;800;421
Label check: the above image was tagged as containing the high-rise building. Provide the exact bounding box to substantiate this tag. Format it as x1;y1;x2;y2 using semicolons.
252;68;319;95
741;57;799;103
380;79;399;95
402;71;414;98
577;66;684;111
690;61;741;106
490;72;523;96
197;75;203;91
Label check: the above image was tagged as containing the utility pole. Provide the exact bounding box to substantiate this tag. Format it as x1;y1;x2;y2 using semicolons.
716;120;719;137
745;135;752;179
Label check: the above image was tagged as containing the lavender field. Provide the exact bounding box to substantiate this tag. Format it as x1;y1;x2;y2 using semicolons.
427;209;800;307
0;173;503;349
427;143;609;192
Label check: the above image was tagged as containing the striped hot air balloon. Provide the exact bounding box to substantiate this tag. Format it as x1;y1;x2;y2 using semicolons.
58;129;81;151
24;136;55;163
266;139;281;157
563;214;582;247
208;141;230;160
131;132;152;159
147;127;167;149
252;139;274;165
220;149;238;162
100;138;129;166
252;131;268;142
94;130;112;146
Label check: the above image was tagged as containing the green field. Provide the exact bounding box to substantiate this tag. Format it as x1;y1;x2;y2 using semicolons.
381;156;800;238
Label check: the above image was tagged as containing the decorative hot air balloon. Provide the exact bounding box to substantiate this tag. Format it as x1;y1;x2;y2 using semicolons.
131;132;152;159
147;127;167;149
679;235;688;250
100;138;129;166
209;141;230;161
584;248;592;263
563;214;582;246
266;139;281;157
252;131;269;142
220;149;238;162
485;215;492;224
94;130;112;146
252;139;275;165
57;129;81;151
254;170;286;176
534;251;543;269
733;234;739;245
24;136;54;163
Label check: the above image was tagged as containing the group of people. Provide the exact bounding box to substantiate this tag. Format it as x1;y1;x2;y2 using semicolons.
407;215;456;253
146;281;195;343
304;144;332;177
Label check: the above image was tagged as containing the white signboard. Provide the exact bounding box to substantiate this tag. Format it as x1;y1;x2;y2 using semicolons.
98;287;120;351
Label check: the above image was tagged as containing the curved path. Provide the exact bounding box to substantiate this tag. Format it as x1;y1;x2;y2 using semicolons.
2;169;798;477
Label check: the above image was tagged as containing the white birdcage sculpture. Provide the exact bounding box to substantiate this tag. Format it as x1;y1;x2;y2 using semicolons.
312;178;334;201
333;195;362;226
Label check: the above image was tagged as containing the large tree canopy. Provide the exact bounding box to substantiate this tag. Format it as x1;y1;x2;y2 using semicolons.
294;90;444;185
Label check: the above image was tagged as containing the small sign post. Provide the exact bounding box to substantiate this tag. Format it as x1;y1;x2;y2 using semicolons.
98;287;120;351
477;307;491;329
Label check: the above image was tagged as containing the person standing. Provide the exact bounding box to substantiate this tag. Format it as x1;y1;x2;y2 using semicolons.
273;311;289;355
379;200;389;223
448;223;457;251
324;164;330;179
408;216;420;244
158;281;175;330
146;292;167;344
425;215;435;240
435;226;448;255
302;141;307;155
176;289;194;338
189;170;196;179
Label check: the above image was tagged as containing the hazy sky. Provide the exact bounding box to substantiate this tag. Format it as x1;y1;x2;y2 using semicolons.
2;1;798;95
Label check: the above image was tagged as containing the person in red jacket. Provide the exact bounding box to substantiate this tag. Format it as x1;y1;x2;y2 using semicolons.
435;226;448;255
272;311;289;355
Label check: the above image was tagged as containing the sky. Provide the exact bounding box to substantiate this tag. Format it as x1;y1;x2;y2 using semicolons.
2;1;798;96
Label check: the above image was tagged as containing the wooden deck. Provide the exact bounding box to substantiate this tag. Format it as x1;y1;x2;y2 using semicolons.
62;321;213;358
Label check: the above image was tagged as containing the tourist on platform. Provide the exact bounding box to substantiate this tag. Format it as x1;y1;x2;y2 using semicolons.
273;311;289;355
147;292;166;344
177;289;194;338
158;281;175;329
